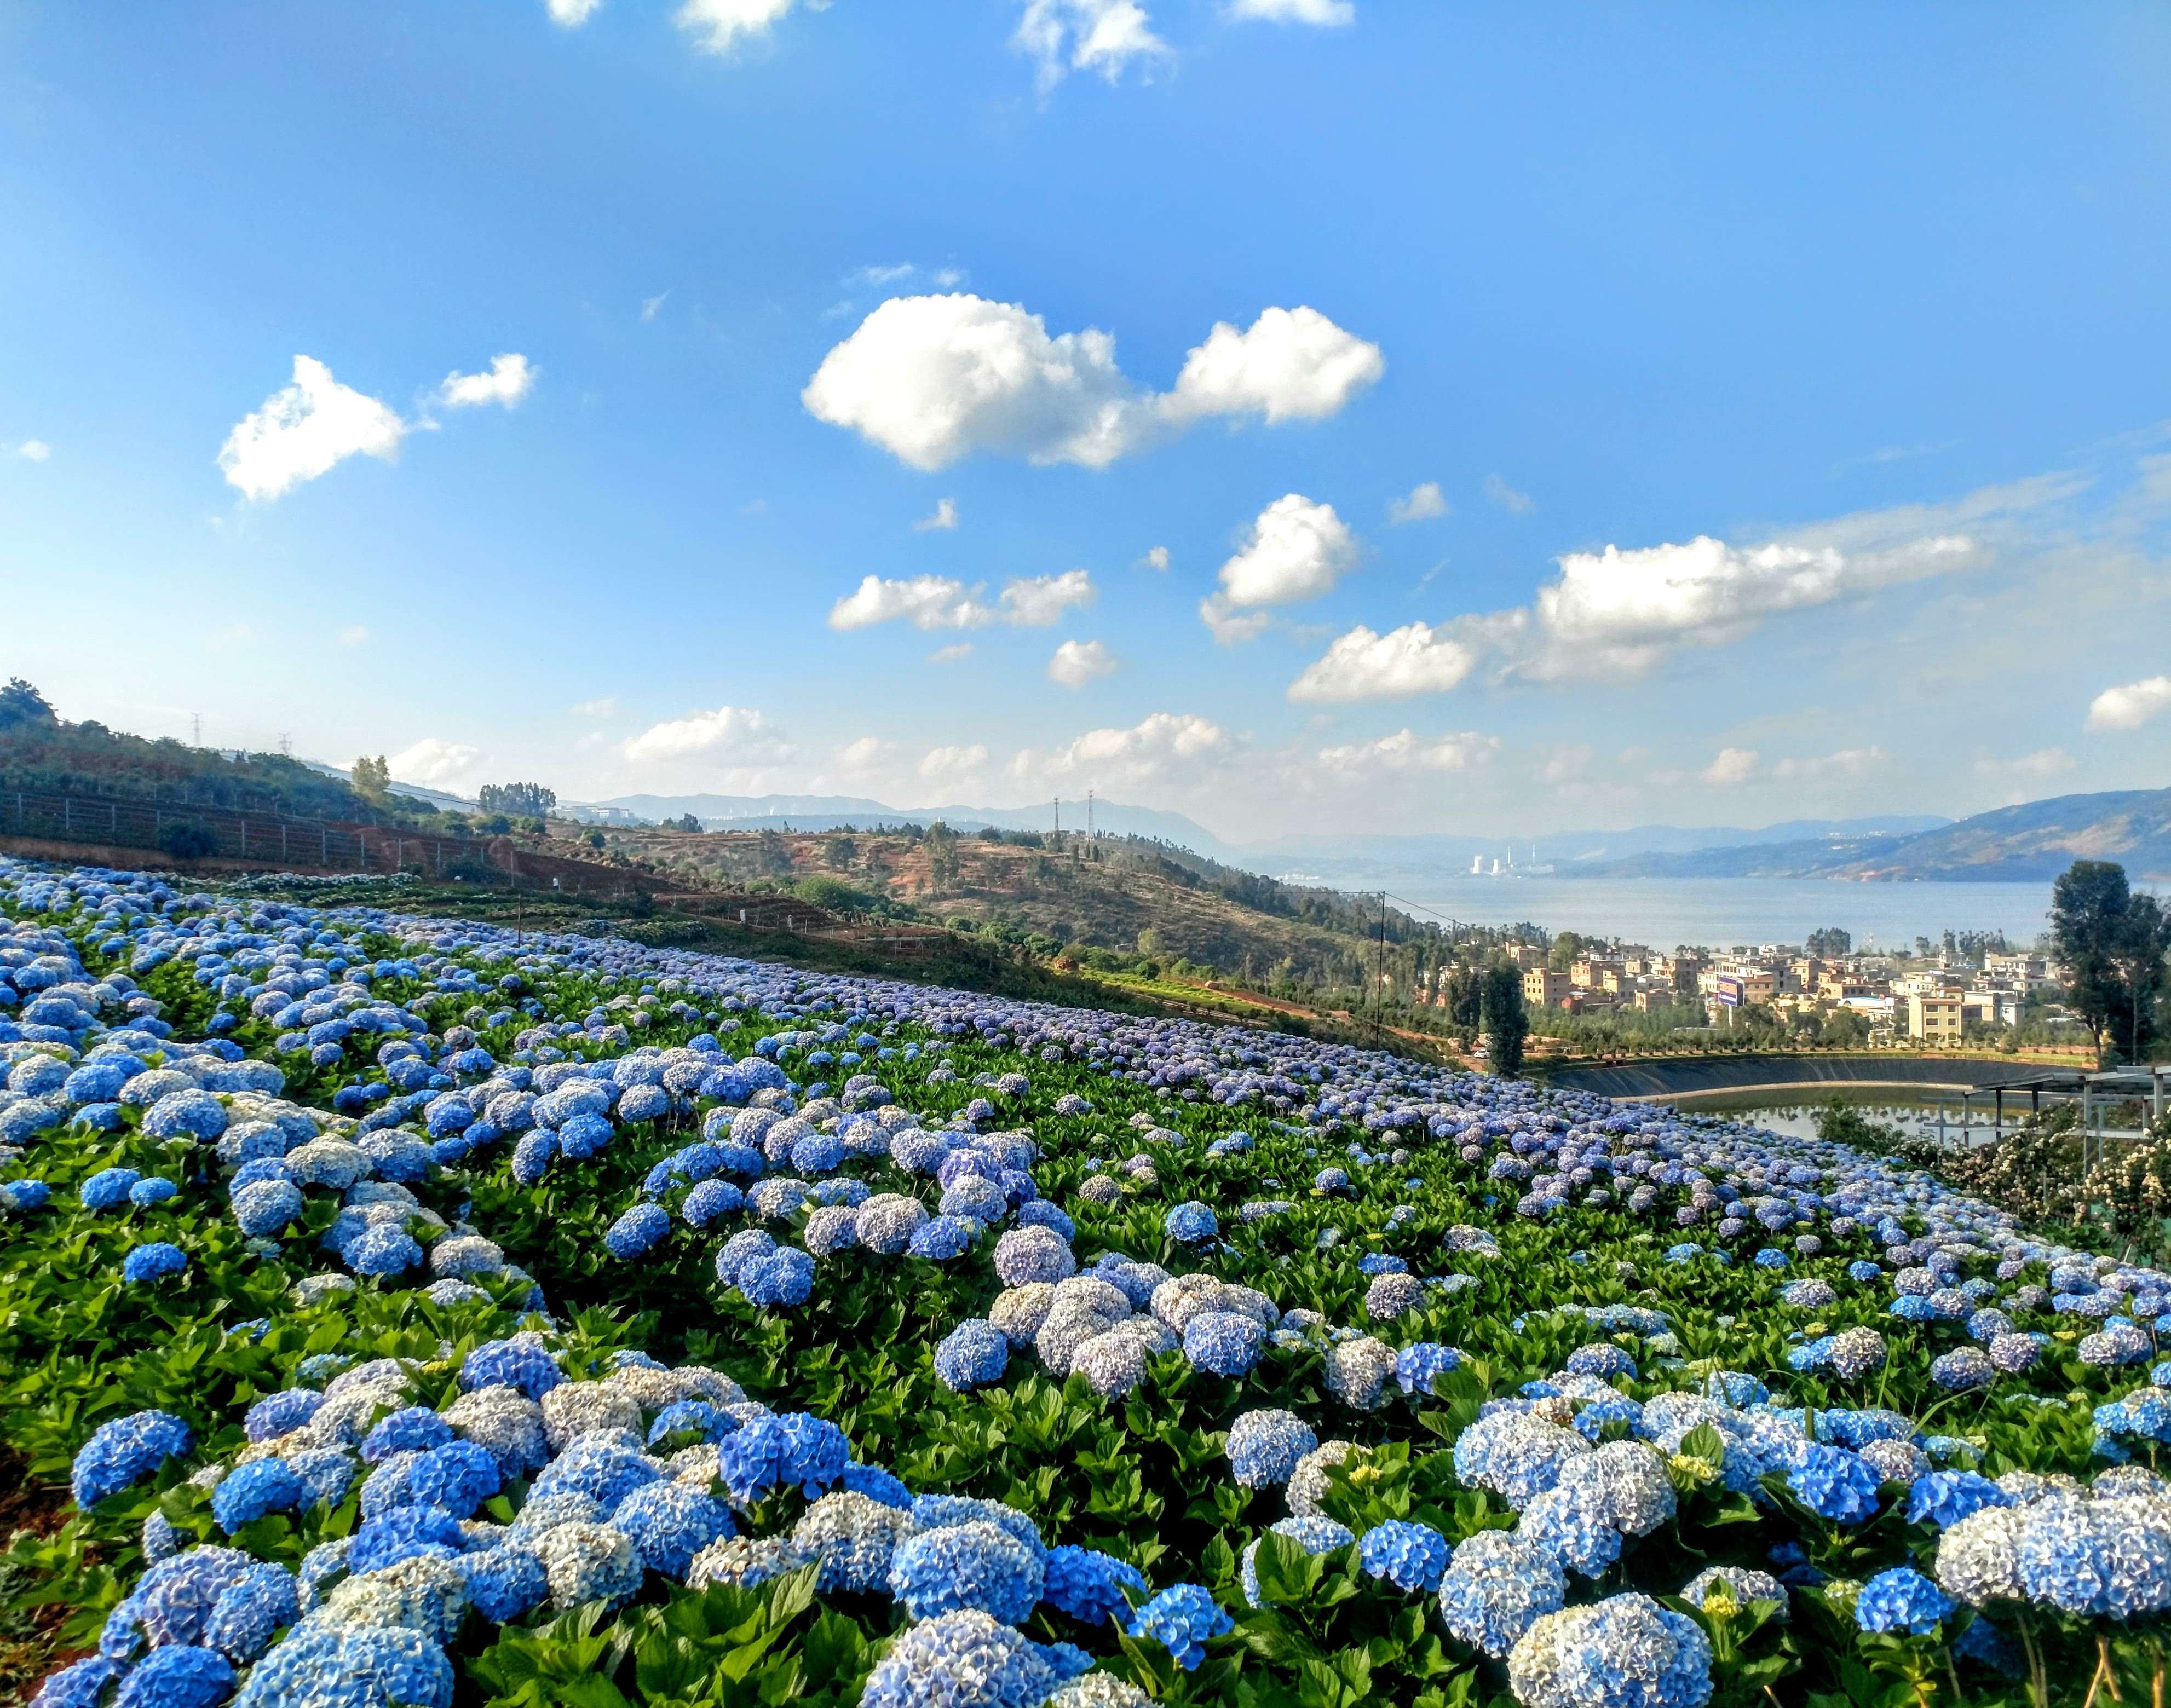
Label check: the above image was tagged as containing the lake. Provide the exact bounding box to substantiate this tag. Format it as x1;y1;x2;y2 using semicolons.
1349;875;2054;949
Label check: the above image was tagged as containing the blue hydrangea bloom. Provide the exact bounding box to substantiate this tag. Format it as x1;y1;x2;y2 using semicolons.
1226;1409;1316;1488
113;1644;234;1708
1908;1470;2012;1530
461;1547;549;1623
72;1411;192;1508
612;1482;734;1578
1395;1342;1460;1395
860;1611;1052;1708
1183;1311;1263;1377
889;1521;1046;1624
1855;1566;1956;1635
1165;1202;1218;1243
1126;1583;1233;1670
122;1242;189;1285
1359;1520;1450;1593
606;1203;671;1261
1787;1446;1882;1526
82;1168;143;1211
210;1458;306;1532
935;1320;1011;1392
1040;1545;1147;1626
460;1338;561;1398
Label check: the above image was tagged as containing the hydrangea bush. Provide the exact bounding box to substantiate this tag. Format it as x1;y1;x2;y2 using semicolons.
2;858;2167;1708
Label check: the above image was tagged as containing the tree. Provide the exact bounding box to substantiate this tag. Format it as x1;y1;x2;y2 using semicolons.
1481;960;1529;1078
667;813;701;833
477;782;556;818
351;755;391;806
1807;926;1852;959
2052;859;2169;1063
0;678;57;732
1548;931;1587;972
925;822;961;890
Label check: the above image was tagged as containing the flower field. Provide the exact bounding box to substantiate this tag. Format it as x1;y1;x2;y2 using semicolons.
3;858;2167;1708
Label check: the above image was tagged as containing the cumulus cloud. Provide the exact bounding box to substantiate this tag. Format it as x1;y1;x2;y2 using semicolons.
1160;307;1384;428
1483;474;1533;513
803;295;1378;470
919;743;990;783
1976;747;2076;778
2087;676;2171;731
1228;0;1354;20
1286;618;1489;702
547;0;603;25
437;353;535;409
15;440;50;462
1014;0;1169;90
1388;480;1446;523
1202;494;1358;643
1700;747;1759;787
1018;712;1234;786
572;697;617;718
1001;569;1096;626
838;736;899;771
389;738;483;786
1140;545;1170;571
623;705;791;766
1771;746;1884;779
1048;638;1118;687
1317;729;1498;776
928;643;974;665
913;497;959;532
829;569;1092;632
1527;532;1976;678
828;574;994;632
677;0;820;55
1542;743;1592;783
217;356;407;501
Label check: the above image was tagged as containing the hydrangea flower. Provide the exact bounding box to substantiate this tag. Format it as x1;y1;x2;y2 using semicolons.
1126;1583;1231;1671
1855;1566;1956;1635
1438;1529;1565;1657
861;1611;1054;1708
889;1521;1045;1624
1506;1592;1713;1708
1226;1409;1316;1488
73;1411;192;1508
1358;1520;1450;1593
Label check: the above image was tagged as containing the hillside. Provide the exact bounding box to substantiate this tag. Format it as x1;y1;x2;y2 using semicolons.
589;821;1516;995
1570;787;2171;882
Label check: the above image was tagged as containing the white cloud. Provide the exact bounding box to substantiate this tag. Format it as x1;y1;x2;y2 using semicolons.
1048;638;1118;686
919;743;990;783
828;569;1092;632
1976;747;2077;779
803;293;1378;470
855;264;918;287
2087;675;2171;731
928;643;975;665
217;356;406;501
572;696;617;718
1317;729;1498;776
1542;743;1592;783
623;705;791;766
1014;0;1168;91
337;625;371;647
1198;597;1275;645
1528;532;1976;677
838;736;899;771
829;574;994;632
1018;711;1234;786
547;0;602;24
390;738;483;786
913;497;959;532
1001;569;1096;626
1771;746;1884;779
1700;747;1759;787
15;440;50;462
1212;493;1358;618
1228;0;1353;20
1483;473;1533;513
1286;619;1486;702
1140;545;1170;571
1160;307;1383;428
1387;480;1446;523
437;353;535;410
677;0;820;55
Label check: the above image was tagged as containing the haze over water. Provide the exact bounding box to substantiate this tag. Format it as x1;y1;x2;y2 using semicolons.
1372;876;2056;948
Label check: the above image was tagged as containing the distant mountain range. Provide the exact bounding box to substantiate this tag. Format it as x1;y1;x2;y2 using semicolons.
323;768;2168;887
1571;789;2171;883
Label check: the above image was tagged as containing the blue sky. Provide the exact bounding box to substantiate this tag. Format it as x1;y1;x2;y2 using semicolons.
4;1;2169;842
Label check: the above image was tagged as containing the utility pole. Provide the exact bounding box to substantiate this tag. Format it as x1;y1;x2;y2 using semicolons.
1052;796;1060;843
1086;789;1094;839
192;713;202;745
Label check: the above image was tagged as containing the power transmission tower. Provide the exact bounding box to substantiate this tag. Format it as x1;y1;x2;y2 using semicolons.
1053;796;1061;841
1373;891;1387;1047
192;713;202;745
1086;789;1094;839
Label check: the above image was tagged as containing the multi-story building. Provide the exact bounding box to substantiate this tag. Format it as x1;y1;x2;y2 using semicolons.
1907;990;1964;1045
1523;968;1573;1010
